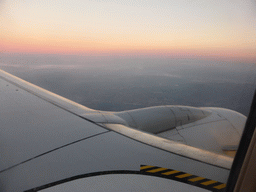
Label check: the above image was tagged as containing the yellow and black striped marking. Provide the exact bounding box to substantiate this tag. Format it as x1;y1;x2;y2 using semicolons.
140;165;226;192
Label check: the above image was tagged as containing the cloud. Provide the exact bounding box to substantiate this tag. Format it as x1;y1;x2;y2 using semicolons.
0;0;5;11
0;63;85;70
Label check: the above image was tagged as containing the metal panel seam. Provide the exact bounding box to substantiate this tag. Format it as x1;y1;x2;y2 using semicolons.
0;130;110;174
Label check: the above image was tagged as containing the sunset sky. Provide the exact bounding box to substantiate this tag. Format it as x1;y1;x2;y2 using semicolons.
1;0;256;62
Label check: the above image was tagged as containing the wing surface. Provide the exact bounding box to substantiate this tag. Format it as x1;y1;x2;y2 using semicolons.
0;69;232;192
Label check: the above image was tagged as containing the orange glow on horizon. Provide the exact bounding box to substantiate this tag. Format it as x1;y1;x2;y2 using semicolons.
1;23;256;64
1;0;255;64
2;47;255;64
1;36;256;64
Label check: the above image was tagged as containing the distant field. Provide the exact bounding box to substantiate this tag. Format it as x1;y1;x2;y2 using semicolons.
0;56;255;116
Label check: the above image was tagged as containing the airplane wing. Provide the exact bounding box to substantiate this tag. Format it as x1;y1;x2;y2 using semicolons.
0;69;244;192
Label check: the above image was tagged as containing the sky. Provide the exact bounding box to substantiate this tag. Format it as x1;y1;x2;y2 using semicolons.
1;0;256;63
